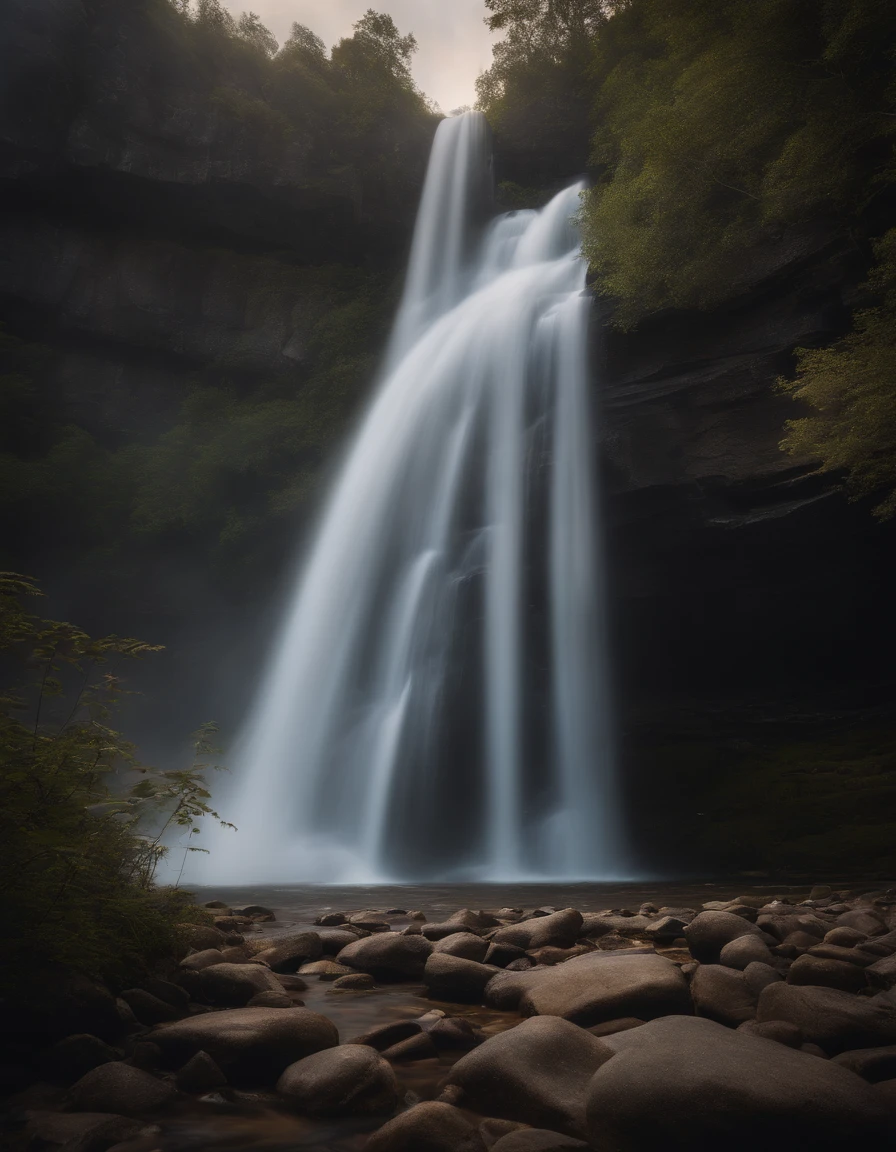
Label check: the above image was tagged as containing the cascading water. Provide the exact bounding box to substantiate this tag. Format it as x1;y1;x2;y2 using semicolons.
193;111;626;884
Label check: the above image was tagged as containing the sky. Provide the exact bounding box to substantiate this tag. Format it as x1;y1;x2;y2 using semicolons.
220;1;499;112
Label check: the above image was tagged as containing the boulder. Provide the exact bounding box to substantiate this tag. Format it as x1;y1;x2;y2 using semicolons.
643;916;689;943
381;1032;439;1061
737;1019;803;1048
491;1133;589;1152
838;910;886;935
485;943;529;968
757;982;896;1054
298;961;354;980
366;1101;486;1151
742;962;784;999
445;1016;613;1137
276;1044;398;1115
332;973;376;990
141;980;189;1010
275;975;308;992
179;949;225;972
868;954;896;990
719;935;774;970
68;1063;176;1116
805;944;877;966
253;933;322;973
832;1045;896;1083
823;927;868;947
43;1034;117;1084
118;990;178;1027
787;955;868;992
178;925;227;953
148;1007;338;1086
175;1050;227;1092
247;992;295;1008
427;1017;481;1051
337;933;432;980
690;965;757;1026
517;952;692;1027
490;909;584;951
197;963;283;1006
316;928;362;953
425;954;501;1002
585;1015;889;1151
433;933;491;963
315;912;347;926
23;1111;141;1152
349;1021;421;1050
684;912;764;964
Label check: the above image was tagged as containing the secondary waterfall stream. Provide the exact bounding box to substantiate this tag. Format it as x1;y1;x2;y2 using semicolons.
193;111;625;884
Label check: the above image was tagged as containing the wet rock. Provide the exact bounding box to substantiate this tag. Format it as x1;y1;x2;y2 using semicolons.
684;911;764;964
719;935;775;970
445;1016;613;1136
179;949;225;972
810;886;833;900
246;991;296;1008
175;1050;227;1092
491;909;584;951
24;1111;141;1152
198;963;283;1006
337;932;432;980
485;943;529;968
178;925;227;953
233;905;275;920
787;955;868;992
365;1101;486;1151
315;912;347;926
275;974;308;992
577;914;615;939
805;943;877;966
68;1062;176;1116
424;954;501;1002
743;961;784;998
868;954;896;990
832;1045;896;1083
858;928;896;956
737;1019;803;1048
331;973;376;990
298;961;354;980
585;1015;889;1151
838;910;886;935
505;957;535;971
381;1032;439;1062
118;990;178;1027
587;1017;645;1038
757;982;896;1053
277;1044;398;1115
427;1017;481;1051
823;926;868;946
433;933;491;963
253;933;323;972
148;1007;338;1086
643;915;689;942
518;951;692;1027
690;965;757;1026
316;928;362;953
528;945;593;966
350;1021;422;1050
141;980;189;1011
43;1034;117;1084
491;1133;588;1152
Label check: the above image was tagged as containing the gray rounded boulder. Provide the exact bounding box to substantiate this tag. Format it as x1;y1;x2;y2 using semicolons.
585;1015;889;1151
684;911;764;964
197;963;283;1006
276;1044;398;1115
756;982;896;1054
337;933;432;981
365;1101;486;1151
68;1062;176;1116
424;954;500;1002
148;1006;338;1086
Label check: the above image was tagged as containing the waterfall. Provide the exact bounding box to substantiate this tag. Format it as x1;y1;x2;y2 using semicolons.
193;111;626;884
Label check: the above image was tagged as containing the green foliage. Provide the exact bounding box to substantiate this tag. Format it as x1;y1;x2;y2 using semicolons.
779;230;896;518
580;0;896;327
477;0;612;180
0;575;229;988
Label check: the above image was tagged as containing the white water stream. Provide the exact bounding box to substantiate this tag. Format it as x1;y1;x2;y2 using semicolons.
192;112;625;884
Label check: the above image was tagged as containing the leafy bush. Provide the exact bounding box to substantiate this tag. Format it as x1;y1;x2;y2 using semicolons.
0;575;230;991
780;230;896;518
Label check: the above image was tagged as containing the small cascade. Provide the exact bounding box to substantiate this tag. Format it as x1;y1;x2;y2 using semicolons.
194;111;626;884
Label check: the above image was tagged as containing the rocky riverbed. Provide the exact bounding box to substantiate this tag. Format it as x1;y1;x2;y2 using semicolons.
6;884;896;1151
